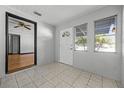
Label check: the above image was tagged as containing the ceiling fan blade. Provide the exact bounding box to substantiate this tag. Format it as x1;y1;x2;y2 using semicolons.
24;26;31;30
14;26;20;28
25;25;31;27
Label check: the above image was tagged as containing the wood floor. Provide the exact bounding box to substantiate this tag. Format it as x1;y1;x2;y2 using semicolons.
8;54;34;72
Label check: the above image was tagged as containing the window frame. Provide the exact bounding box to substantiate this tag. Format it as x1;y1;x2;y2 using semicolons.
94;15;117;53
74;23;88;52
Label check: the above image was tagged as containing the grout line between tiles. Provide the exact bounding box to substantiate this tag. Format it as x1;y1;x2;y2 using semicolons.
25;71;39;88
86;73;92;86
15;75;19;88
71;72;82;86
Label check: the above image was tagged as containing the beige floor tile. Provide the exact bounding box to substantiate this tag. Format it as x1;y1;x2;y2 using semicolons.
17;77;32;87
103;77;118;88
29;73;43;81
48;77;63;86
80;71;91;79
33;77;47;87
90;74;102;82
88;80;102;88
116;81;121;88
15;72;29;81
1;75;16;83
0;83;18;88
56;81;72;88
38;82;55;88
57;72;77;85
20;82;36;88
0;79;18;88
26;69;36;75
43;72;57;80
72;76;89;88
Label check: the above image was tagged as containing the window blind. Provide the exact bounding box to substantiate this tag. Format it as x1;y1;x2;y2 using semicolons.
95;16;116;34
75;23;87;37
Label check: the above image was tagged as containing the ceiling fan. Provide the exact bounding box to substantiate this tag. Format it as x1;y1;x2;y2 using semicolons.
9;18;31;30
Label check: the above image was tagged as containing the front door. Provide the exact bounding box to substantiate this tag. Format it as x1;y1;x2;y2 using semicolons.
60;28;74;65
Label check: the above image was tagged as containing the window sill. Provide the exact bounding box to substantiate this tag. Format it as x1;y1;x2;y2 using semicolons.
94;51;117;54
74;50;88;52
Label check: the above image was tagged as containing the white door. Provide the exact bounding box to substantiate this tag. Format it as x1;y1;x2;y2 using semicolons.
60;28;74;65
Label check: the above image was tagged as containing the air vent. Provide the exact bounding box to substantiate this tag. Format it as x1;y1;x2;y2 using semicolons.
33;11;42;16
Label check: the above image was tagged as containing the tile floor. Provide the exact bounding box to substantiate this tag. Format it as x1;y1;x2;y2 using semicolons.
0;62;120;88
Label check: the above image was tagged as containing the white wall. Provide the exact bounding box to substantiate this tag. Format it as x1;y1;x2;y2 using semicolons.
20;34;34;53
0;6;56;77
121;6;124;87
56;6;122;80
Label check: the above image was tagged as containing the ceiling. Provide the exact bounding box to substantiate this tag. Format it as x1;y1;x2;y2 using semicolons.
9;16;34;31
10;5;106;26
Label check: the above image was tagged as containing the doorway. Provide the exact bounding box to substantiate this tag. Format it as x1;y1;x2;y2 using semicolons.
9;34;20;54
59;28;74;65
6;12;37;73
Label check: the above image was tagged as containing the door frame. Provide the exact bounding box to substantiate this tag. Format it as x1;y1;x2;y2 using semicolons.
5;12;37;74
9;34;20;54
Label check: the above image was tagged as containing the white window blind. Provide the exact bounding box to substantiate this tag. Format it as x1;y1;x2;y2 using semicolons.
95;16;116;35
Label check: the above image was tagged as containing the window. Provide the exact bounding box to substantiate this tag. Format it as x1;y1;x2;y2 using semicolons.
75;23;88;51
94;15;117;52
